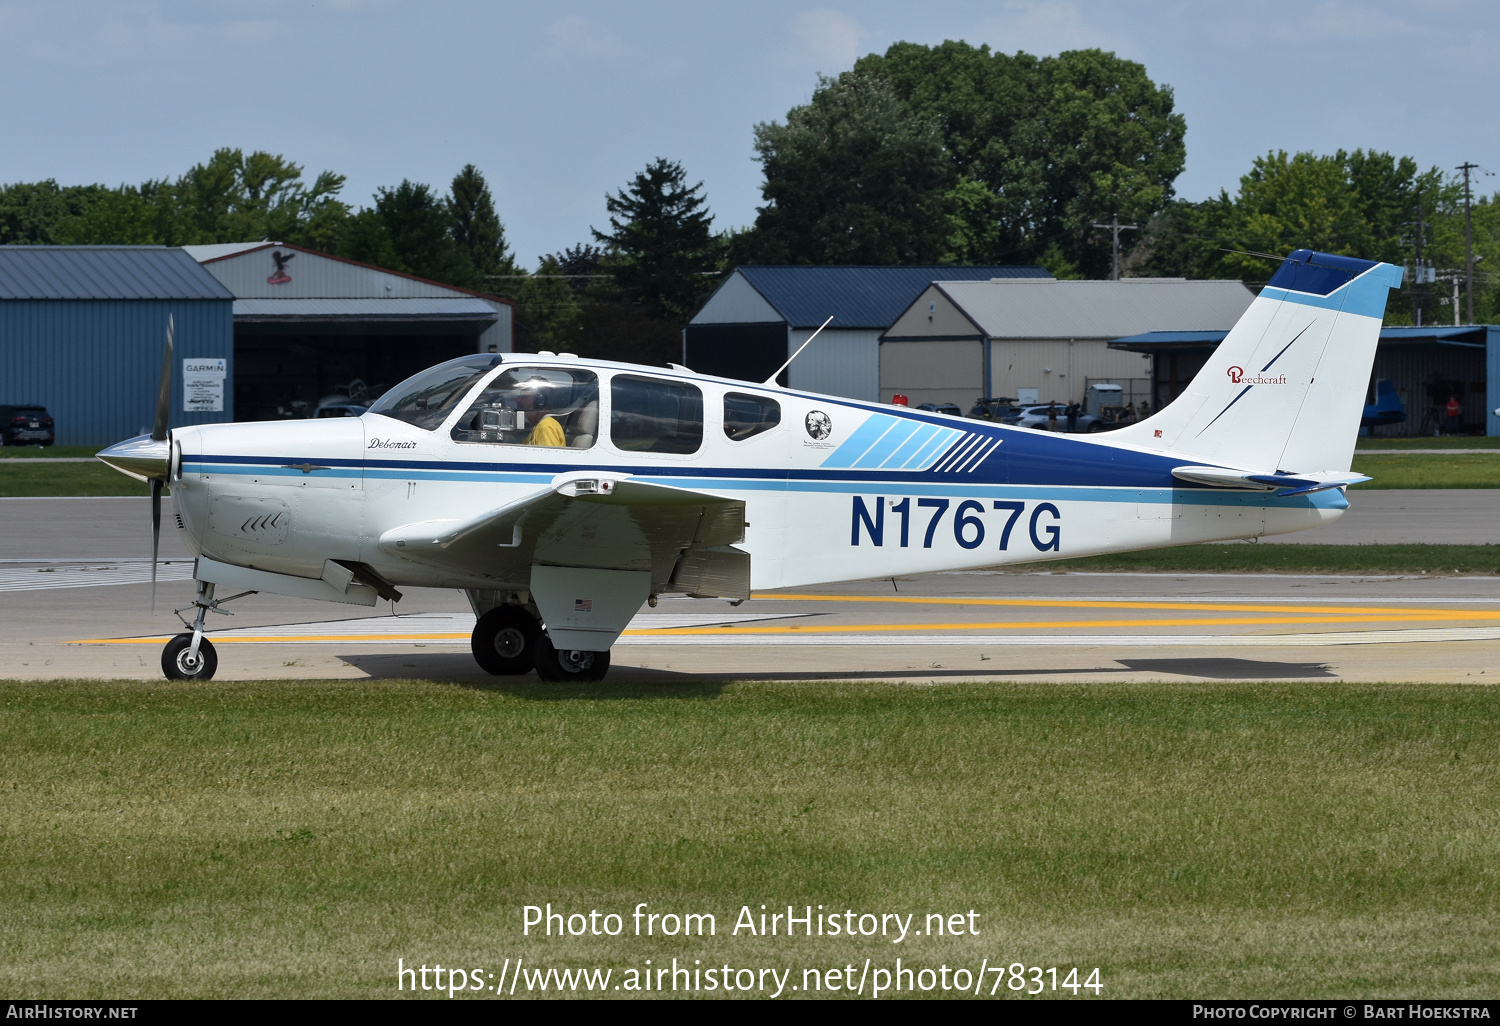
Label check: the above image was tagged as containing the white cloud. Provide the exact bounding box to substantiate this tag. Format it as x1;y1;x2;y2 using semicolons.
546;14;628;61
21;6;282;68
975;0;1124;56
788;9;863;72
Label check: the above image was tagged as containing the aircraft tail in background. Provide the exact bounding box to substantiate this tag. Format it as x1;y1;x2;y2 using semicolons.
1110;250;1403;473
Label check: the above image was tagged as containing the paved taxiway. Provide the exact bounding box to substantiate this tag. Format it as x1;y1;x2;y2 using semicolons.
2;495;1498;684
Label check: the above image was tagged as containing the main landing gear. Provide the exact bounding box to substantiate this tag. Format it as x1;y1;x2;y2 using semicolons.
468;604;610;682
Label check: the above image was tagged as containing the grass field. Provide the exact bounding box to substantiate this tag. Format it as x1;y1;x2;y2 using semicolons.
1356;437;1500;450
0;460;156;496
2;678;1496;999
1350;453;1500;489
1049;542;1500;575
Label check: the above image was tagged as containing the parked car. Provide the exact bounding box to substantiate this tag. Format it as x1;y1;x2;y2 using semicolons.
916;402;964;417
1001;403;1108;433
0;405;55;445
967;397;1019;420
314;403;369;419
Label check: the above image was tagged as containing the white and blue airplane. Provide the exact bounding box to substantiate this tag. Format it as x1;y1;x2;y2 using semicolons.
98;249;1402;681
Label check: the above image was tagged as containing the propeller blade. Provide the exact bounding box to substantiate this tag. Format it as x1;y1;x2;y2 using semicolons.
151;478;162;611
152;315;173;442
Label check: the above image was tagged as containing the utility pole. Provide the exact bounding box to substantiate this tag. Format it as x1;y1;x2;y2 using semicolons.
1092;213;1138;280
1456;162;1493;324
1412;202;1426;327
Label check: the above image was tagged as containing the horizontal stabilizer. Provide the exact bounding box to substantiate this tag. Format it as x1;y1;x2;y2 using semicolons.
1172;465;1370;496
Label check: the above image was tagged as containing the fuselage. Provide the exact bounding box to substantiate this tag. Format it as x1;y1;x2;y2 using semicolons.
168;354;1346;593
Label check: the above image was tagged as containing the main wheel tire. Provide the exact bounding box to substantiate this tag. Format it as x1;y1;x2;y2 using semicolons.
533;635;610;682
161;633;218;680
471;606;541;675
1086;422;1104;433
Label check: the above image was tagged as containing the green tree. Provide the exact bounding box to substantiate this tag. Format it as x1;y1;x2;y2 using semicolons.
855;42;1186;276
0;180;109;244
448;164;515;282
592;158;721;320
749;72;953;265
508;255;582;352
364;179;469;283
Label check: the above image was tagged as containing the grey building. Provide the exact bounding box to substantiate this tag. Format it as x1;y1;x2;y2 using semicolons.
882;277;1256;409
0;247;235;445
1111;324;1500;437
684;265;1048;400
185;243;511;421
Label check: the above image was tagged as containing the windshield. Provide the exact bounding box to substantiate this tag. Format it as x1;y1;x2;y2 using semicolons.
368;356;502;430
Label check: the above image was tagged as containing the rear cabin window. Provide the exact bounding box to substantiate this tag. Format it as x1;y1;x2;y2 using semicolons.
611;375;703;454
724;392;781;440
450;367;599;449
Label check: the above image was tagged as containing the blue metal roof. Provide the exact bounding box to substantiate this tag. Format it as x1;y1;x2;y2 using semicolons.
0;246;233;301
1112;329;1231;345
735;265;1050;328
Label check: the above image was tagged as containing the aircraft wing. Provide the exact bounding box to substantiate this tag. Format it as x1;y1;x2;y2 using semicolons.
377;471;749;597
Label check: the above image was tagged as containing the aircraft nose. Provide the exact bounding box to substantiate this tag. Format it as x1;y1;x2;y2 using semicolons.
97;434;171;482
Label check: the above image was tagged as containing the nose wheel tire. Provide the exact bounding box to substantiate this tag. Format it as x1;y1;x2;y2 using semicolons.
534;635;610;682
162;633;218;680
471;606;541;675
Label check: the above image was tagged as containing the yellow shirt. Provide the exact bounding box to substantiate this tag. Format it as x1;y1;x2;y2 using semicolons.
525;415;566;447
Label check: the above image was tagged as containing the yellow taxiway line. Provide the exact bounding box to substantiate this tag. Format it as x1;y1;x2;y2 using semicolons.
71;599;1500;645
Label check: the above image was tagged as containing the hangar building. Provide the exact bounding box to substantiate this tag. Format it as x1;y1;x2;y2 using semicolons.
0;246;234;445
684;265;1048;400
1111;324;1500;437
185;243;511;421
881;277;1256;409
0;243;512;446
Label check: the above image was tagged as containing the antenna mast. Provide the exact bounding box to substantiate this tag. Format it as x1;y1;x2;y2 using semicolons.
764;315;835;386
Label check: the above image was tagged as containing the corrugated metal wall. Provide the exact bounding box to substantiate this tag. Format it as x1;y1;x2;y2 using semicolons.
788;328;880;401
0;299;234;445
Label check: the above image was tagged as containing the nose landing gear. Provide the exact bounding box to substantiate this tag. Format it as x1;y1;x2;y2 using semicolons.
160;580;253;681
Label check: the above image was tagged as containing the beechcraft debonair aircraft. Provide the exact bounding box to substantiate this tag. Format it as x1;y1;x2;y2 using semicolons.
98;249;1401;681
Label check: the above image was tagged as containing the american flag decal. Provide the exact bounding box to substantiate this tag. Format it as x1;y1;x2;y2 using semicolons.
574;598;592;612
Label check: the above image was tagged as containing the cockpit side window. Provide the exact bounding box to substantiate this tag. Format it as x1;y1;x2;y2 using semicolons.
610;375;703;454
451;367;600;449
368;355;500;431
724;392;781;441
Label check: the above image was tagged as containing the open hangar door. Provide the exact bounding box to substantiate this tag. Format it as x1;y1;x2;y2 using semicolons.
232;317;487;422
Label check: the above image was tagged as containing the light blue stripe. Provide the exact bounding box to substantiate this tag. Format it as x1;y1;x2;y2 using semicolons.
853;419;921;468
198;460;1347;510
882;423;938;468
1261;262;1401;321
904;427;960;469
819;414;899;468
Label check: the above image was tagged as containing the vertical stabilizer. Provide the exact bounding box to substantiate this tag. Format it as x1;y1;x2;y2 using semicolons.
1111;250;1402;472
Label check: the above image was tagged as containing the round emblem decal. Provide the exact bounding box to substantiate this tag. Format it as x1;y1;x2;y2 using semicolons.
804;410;832;440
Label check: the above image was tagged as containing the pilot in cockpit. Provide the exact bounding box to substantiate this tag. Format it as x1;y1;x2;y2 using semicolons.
515;380;565;447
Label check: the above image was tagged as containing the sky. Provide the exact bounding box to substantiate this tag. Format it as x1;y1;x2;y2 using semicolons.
2;0;1497;265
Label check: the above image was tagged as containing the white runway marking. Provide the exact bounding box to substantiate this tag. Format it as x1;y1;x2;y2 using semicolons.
96;611;807;644
0;560;194;592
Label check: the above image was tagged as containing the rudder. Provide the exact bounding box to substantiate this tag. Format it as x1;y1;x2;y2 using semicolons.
1112;250;1402;472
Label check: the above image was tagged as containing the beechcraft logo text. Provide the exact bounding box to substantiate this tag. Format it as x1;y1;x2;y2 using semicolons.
1227;365;1287;385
